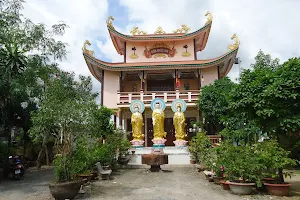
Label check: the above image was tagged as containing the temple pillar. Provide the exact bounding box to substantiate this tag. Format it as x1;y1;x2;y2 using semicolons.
119;109;123;130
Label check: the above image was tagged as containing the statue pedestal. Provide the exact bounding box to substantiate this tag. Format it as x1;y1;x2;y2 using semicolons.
152;138;166;148
130;139;144;148
173;140;188;147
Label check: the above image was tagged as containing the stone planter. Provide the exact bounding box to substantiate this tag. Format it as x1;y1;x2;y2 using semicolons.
228;181;255;195
213;176;223;185
49;180;82;200
264;182;291;196
190;159;196;164
220;180;230;190
195;164;205;172
117;156;130;165
203;170;214;182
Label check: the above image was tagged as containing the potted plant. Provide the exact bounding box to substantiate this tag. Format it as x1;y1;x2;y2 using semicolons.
256;140;296;196
117;138;131;165
50;154;82;200
223;142;264;195
189;132;212;166
188;138;197;164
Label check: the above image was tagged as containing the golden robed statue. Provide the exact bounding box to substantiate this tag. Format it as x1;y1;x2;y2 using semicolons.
173;105;187;141
152;102;166;139
131;105;144;140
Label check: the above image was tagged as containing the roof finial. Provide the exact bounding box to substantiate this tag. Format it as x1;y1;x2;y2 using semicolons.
130;27;147;35
227;34;240;51
205;11;213;24
106;16;115;30
154;26;166;34
173;24;191;34
82;40;94;56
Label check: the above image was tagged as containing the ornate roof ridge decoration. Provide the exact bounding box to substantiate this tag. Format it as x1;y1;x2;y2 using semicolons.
205;11;213;25
82;40;94;57
130;27;147;35
173;24;191;34
83;48;238;70
154;26;166;34
106;16;115;30
227;34;240;51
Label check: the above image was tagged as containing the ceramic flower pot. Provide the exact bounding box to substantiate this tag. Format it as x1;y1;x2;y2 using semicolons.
213;176;223;185
220;180;230;190
228;181;256;195
49;180;82;200
264;182;291;196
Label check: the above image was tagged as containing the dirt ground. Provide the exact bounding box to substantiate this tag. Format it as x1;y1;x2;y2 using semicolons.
0;166;300;200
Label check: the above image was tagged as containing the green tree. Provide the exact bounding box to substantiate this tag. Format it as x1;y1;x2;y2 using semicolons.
0;0;67;157
230;51;300;140
197;77;235;134
229;51;300;182
29;71;98;168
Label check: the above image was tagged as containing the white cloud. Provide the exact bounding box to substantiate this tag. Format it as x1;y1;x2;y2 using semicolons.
119;0;300;80
23;0;109;94
22;0;300;88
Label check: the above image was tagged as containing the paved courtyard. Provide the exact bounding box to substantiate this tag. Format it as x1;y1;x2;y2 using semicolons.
0;166;299;200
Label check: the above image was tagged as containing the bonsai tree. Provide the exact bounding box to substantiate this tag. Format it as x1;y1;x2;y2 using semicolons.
221;142;265;187
255;139;297;183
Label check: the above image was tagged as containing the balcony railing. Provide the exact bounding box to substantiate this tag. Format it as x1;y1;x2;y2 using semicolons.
117;90;200;105
208;135;222;146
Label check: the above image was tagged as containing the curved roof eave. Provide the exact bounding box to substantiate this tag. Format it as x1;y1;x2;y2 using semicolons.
83;48;238;73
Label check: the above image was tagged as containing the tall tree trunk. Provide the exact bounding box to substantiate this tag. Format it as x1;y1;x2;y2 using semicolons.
36;135;46;169
36;145;44;169
45;144;49;166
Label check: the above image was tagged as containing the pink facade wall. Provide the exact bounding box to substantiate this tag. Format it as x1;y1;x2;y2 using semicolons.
103;71;120;109
126;39;195;63
201;66;218;87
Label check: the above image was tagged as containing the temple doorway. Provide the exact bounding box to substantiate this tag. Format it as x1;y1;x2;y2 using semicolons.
146;118;175;146
146;117;197;147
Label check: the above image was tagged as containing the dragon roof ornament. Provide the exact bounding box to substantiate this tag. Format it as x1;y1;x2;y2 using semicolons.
227;34;240;51
173;24;191;34
130;27;147;35
82;40;94;56
205;11;213;25
106;16;115;30
154;26;166;34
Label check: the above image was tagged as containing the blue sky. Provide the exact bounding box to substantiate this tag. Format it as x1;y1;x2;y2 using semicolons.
23;0;300;94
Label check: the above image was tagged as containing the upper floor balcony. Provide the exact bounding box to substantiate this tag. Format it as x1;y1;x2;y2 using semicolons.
117;90;200;107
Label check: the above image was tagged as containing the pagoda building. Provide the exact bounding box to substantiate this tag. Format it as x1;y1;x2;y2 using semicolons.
83;12;239;147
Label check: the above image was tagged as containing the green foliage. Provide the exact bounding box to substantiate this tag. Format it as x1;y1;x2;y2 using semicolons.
197;77;235;133
219;142;265;186
0;141;9;168
230;51;300;138
90;106;114;138
53;154;78;182
0;0;68;158
255;139;297;181
188;132;212;165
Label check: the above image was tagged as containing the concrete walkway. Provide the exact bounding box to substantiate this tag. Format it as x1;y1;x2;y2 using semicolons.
0;165;299;200
88;166;300;200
